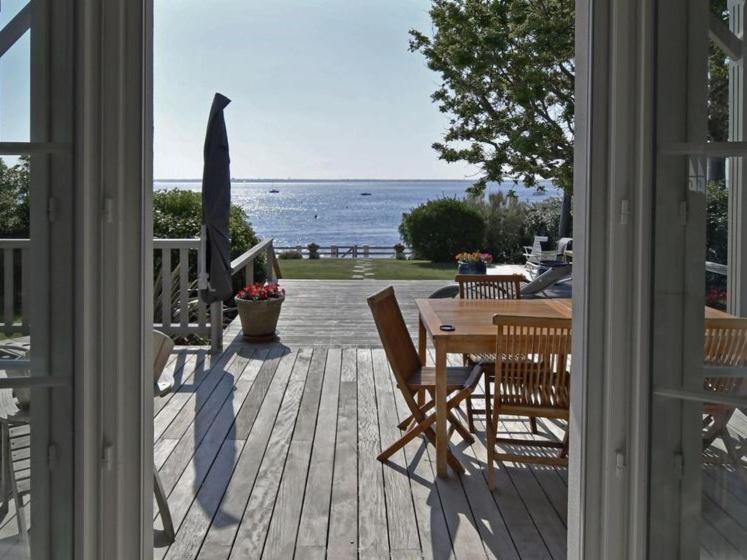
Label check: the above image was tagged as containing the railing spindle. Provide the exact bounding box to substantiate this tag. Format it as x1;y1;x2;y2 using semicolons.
20;247;29;334
196;248;207;329
161;248;172;329
3;249;13;333
179;248;189;329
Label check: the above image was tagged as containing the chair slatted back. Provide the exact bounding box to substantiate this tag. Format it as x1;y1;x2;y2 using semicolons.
704;318;747;397
457;274;522;300
493;315;572;410
367;287;421;388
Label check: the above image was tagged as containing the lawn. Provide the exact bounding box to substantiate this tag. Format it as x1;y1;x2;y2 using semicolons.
276;258;457;280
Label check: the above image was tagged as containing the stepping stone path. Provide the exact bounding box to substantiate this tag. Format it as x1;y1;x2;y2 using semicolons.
351;259;375;279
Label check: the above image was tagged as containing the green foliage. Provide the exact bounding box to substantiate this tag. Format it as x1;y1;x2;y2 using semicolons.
469;193;565;263
153;188;259;259
278;249;303;260
706;180;728;264
522;197;564;244
0;156;30;238
410;0;575;195
471;192;527;262
399;198;486;262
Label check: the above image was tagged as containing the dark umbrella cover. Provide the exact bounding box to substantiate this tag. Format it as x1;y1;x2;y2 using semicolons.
200;93;233;304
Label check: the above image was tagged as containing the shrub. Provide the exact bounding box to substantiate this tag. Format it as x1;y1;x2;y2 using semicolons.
399;198;486;262
153;188;266;284
279;249;303;260
706;180;728;264
0;156;30;238
153;188;259;259
470;192;528;263
522;197;565;245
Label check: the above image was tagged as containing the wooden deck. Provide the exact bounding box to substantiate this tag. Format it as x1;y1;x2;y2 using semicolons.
151;280;747;560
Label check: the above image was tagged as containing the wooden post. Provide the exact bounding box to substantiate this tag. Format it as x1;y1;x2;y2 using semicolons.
267;244;277;282
363;245;369;258
247;261;254;285
210;301;222;353
353;245;358;258
728;0;747;315
331;245;338;257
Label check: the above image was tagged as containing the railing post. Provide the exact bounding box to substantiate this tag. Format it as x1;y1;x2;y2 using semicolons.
363;245;369;258
353;245;358;258
267;242;277;282
210;301;222;353
244;261;254;286
331;245;338;257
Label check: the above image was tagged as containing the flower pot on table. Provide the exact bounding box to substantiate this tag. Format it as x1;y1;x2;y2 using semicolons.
457;261;487;275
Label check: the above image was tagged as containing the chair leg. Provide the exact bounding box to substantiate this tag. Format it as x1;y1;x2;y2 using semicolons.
448;411;474;444
484;373;492;425
530;417;539;435
154;467;175;543
560;429;569;458
486;411;497;490
466;394;476;434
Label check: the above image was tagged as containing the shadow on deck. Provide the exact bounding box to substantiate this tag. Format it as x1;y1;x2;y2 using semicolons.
151;280;747;560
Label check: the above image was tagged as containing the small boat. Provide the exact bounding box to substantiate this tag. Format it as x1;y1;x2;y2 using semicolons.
360;192;372;196
269;189;280;193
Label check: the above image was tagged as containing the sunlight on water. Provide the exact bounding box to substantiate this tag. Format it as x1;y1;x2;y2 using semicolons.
154;179;561;246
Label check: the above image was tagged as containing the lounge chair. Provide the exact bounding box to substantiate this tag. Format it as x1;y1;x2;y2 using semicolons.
520;263;573;298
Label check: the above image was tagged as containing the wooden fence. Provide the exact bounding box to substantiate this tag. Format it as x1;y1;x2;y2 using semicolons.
275;244;412;259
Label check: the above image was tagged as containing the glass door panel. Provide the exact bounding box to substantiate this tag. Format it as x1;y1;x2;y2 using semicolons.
0;1;73;558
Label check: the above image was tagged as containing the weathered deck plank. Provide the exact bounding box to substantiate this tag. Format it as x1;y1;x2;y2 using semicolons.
150;279;746;560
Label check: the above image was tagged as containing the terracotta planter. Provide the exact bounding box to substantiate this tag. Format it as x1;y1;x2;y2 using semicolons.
236;296;284;342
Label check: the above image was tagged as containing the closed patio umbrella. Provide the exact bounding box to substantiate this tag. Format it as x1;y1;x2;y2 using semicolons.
199;93;233;305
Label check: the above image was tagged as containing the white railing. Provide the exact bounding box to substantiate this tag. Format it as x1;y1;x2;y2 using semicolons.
2;237;280;353
0;239;30;336
231;238;281;284
275;244;412;259
705;261;727;276
153;238;213;338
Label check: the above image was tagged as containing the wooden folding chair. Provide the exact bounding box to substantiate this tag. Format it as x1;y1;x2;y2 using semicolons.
486;315;572;490
367;287;482;473
455;274;531;433
702;318;747;473
153;330;176;542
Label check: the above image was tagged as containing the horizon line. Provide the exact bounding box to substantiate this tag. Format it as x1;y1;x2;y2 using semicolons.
154;177;479;183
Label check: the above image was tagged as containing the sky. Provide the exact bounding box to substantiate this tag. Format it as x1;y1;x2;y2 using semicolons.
154;0;476;180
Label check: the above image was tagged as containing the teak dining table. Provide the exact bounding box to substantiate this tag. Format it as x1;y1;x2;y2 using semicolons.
415;297;732;478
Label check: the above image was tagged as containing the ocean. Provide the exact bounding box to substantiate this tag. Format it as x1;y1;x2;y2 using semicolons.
153;179;562;248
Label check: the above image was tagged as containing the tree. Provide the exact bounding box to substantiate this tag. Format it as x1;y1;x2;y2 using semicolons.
410;0;575;235
0;156;30;238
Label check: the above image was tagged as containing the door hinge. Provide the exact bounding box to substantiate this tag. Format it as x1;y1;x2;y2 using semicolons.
615;450;626;477
47;197;58;222
673;453;684;479
47;443;58;471
620;199;631;225
103;197;114;223
102;442;114;471
679;200;688;226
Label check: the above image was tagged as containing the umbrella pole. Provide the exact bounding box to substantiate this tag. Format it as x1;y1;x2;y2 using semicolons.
199;225;223;353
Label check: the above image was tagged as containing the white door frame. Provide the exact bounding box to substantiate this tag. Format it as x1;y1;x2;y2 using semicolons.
570;0;656;557
74;0;153;558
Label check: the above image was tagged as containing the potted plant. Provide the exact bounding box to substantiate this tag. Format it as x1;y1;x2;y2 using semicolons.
235;282;285;342
455;251;493;275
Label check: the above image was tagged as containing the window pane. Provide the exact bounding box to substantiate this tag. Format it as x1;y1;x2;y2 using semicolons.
701;399;747;559
0;4;30;143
